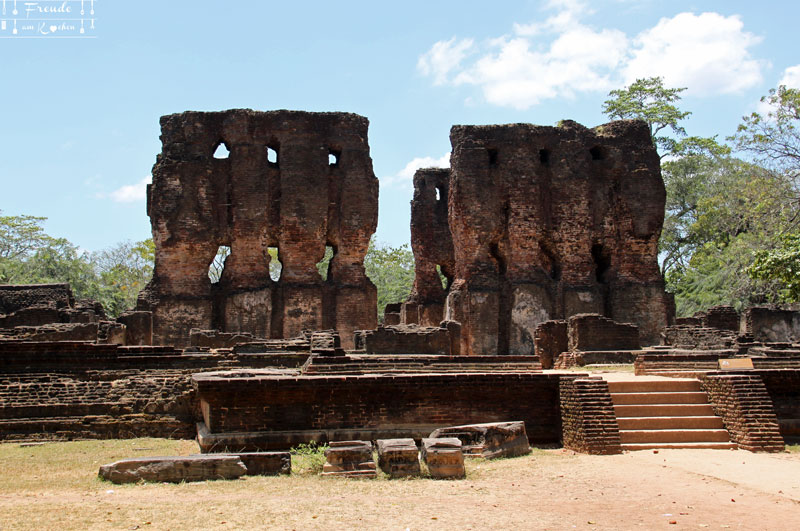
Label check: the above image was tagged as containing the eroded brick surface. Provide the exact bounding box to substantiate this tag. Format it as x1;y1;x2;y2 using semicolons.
407;120;672;355
137;110;378;348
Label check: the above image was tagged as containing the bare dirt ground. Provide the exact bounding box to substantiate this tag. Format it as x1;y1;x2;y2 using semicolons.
1;439;798;530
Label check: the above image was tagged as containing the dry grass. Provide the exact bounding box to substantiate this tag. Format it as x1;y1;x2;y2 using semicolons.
1;439;800;530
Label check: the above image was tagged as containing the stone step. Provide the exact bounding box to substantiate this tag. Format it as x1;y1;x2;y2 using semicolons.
617;416;724;430
619;429;731;444
621;442;738;451
614;403;715;417
607;380;701;393
611;391;709;405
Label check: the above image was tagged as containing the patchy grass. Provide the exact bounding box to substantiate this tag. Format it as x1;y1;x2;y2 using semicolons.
1;439;799;530
787;444;800;453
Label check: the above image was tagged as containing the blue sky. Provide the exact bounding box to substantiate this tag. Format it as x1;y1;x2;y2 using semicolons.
2;0;799;252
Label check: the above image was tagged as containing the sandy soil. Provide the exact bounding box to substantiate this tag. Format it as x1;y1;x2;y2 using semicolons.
1;440;799;530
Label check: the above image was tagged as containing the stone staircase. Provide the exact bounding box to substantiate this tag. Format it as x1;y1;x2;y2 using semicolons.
609;379;736;450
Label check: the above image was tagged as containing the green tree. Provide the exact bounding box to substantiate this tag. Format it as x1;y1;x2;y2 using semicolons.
731;85;800;183
364;239;415;321
748;234;800;303
0;211;54;283
92;239;155;317
602;76;691;157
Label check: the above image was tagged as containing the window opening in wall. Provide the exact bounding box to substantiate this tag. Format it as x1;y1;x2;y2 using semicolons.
317;245;335;280
268;247;282;281
208;245;231;283
590;146;604;160
539;149;550;166
436;186;446;202
436;264;449;290
267;146;279;167
213;142;230;159
488;148;498;167
328;149;340;167
591;243;611;284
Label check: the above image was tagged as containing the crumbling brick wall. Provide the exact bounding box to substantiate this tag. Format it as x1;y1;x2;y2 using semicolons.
559;376;622;454
137;110;379;348
408;120;672;355
743;307;800;342
700;373;784;452
533;320;567;369
403;168;455;326
567;314;639;352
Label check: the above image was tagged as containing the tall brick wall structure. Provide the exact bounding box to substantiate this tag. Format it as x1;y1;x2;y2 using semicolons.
404;168;455;326
407;119;672;355
137;110;379;348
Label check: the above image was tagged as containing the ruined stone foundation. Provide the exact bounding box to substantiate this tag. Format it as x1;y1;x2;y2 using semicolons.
137;110;379;348
405;119;673;354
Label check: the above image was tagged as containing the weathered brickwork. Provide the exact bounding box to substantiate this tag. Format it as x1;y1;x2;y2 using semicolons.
404;168;455;326
567;314;639;352
559;377;622;454
533;320;567;369
662;326;736;349
700;306;740;332
757;369;800;442
700;373;785;452
137;110;378;348
0;341;303;441
193;371;564;451
744;307;800;342
353;324;451;355
407;120;672;355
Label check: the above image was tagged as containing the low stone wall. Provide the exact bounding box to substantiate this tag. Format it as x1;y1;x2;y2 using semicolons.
757;369;800;442
568;314;639;352
662;326;736;349
702;306;740;332
0;341;305;442
700;373;784;452
559;377;621;454
534;320;567;370
744;307;800;343
194;371;565;451
353;324;452;355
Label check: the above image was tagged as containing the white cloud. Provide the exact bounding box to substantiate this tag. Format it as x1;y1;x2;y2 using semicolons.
419;6;765;108
417;37;474;86
778;65;800;88
382;153;450;189
109;176;151;203
624;12;763;95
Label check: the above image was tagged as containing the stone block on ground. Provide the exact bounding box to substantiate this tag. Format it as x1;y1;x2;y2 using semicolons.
376;438;420;478
322;440;376;478
214;452;291;476
98;455;247;484
420;438;465;479
429;421;531;459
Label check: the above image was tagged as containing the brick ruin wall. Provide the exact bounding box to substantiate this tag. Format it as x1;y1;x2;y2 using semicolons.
744;307;800;343
194;371;566;450
137;110;378;348
567;314;639;352
0;341;309;442
0;284;146;345
405;120;673;355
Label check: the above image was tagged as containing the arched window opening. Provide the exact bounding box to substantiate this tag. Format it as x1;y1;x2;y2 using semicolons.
209;245;231;283
266;145;279;168
213;141;230;159
268;247;282;281
328;149;340;167
591;243;611;284
317;245;335;280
